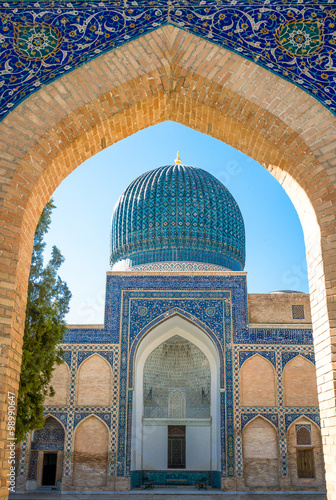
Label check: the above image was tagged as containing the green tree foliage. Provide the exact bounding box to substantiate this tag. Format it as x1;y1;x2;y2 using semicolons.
16;200;71;442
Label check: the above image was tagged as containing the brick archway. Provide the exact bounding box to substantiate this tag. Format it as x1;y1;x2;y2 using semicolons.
1;26;335;499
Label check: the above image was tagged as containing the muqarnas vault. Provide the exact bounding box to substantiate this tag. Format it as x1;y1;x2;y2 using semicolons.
16;158;326;492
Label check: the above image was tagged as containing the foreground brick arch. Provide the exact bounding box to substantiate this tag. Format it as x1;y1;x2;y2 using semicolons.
0;25;336;499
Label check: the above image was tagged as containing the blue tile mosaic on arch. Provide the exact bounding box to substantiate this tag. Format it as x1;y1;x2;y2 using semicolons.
285;412;320;430
73;412;112;428
42;411;68;428
281;350;315;368
239;349;276;368
103;273;249;343
108;273;245;479
241;412;279;430
77;349;113;367
1;1;336;121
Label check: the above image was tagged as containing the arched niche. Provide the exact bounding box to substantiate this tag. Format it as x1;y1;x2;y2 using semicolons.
242;416;279;488
240;354;277;407
76;354;112;406
1;24;336;494
32;415;65;450
131;314;220;473
44;363;70;407
283;356;318;407
287;416;325;488
143;335;211;420
29;416;65;488
73;415;109;488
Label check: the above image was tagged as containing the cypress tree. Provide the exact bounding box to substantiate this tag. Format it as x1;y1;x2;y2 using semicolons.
16;200;71;442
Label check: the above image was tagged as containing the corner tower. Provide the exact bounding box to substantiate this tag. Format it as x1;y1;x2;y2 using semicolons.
110;156;245;271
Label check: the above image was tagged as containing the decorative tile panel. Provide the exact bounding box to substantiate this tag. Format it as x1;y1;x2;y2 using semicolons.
281;350;315;368
29;271;321;487
233;343;317;478
18;435;28;477
128;261;229;272
31;415;65;451
238;349;276;368
1;1;336;121
77;349;113;368
27;450;38;481
238;327;314;345
285;412;320;430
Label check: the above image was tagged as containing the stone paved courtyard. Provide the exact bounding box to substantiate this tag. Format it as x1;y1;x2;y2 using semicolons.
10;489;328;500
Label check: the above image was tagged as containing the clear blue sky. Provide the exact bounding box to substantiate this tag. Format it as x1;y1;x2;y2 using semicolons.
44;121;309;325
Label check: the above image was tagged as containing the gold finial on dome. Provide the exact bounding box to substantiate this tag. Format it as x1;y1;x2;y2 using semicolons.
175;151;181;164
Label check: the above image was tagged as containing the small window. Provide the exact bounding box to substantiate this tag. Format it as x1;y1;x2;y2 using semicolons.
292;305;305;319
297;449;315;478
296;424;311;445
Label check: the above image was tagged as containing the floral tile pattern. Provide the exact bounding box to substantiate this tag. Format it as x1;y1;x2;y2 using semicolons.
0;0;336;121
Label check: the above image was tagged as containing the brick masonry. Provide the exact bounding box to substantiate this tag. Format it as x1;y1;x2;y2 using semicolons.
0;26;336;499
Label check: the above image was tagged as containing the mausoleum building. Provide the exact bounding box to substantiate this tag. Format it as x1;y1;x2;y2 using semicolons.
16;158;325;492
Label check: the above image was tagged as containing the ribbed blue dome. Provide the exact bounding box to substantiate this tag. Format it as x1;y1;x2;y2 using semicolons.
110;164;245;271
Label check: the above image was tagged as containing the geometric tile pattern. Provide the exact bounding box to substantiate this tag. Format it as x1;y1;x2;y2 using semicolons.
18;435;28;477
42;343;120;478
238;350;276;369
233;343;319;478
1;1;336;122
143;336;211;419
19;272;320;486
30;416;65;451
27;450;38;481
285;412;320;430
77;349;113;368
114;282;236;479
281;350;315;368
128;262;229;273
111;165;245;271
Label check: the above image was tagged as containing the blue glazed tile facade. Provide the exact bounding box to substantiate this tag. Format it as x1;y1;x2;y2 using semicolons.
1;1;336;120
23;271;319;487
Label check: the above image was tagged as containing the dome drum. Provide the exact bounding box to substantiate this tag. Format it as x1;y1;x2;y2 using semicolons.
112;247;243;272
